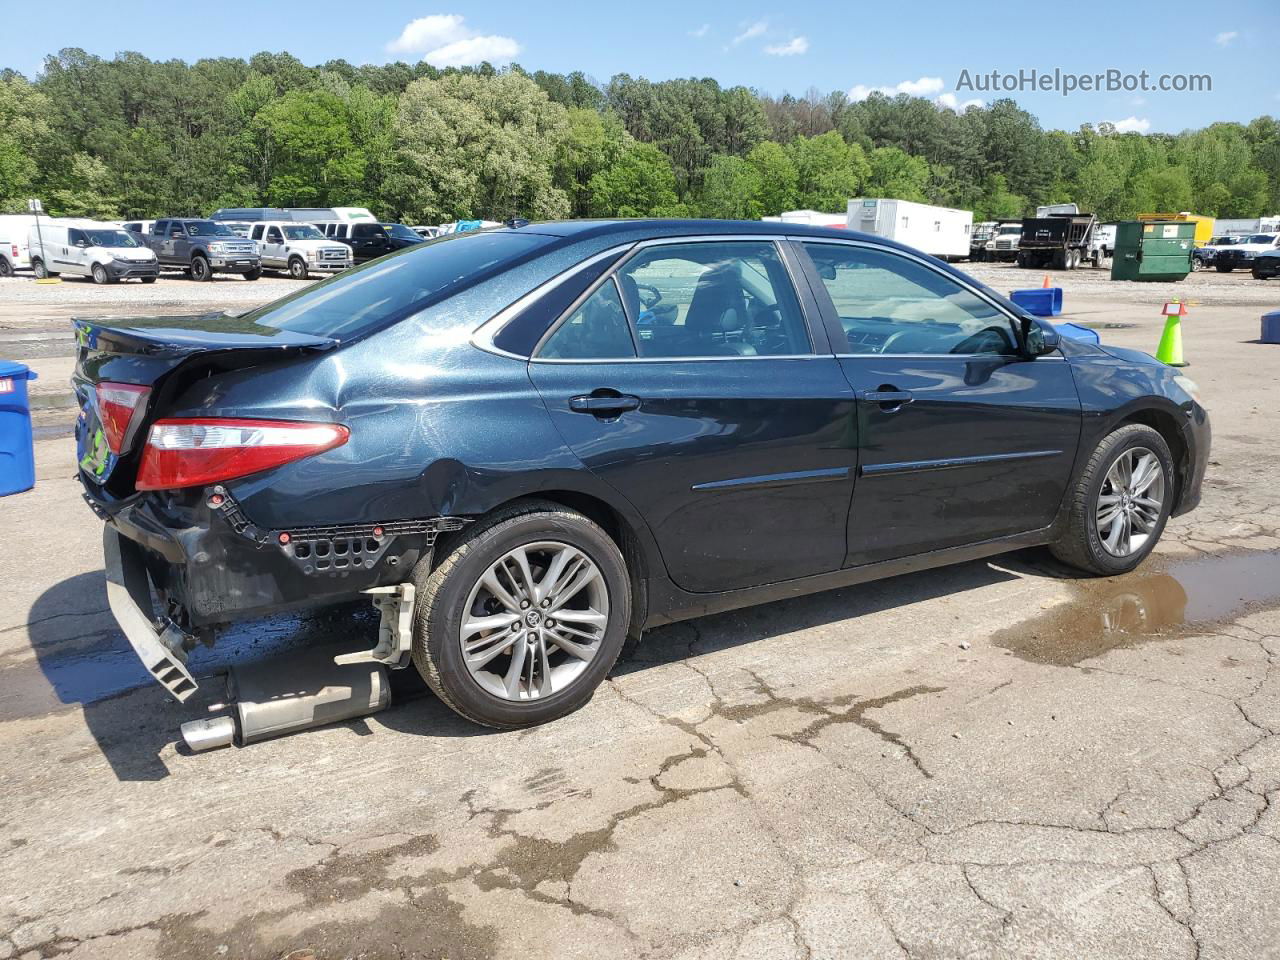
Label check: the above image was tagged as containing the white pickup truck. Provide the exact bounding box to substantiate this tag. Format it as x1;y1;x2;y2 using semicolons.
247;221;352;279
1212;233;1280;273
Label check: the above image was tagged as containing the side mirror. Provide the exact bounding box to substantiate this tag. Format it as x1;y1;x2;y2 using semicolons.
1021;317;1060;357
75;240;89;248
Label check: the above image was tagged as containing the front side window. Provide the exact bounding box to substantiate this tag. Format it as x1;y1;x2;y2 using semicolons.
804;242;1018;356
251;225;264;240
267;227;284;243
540;278;636;360
68;229;87;246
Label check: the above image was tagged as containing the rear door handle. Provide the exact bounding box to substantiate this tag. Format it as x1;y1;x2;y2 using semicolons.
865;389;914;410
569;394;641;415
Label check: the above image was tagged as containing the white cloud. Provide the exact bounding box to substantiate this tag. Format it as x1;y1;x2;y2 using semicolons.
1215;30;1238;46
732;19;768;45
689;23;710;38
386;14;520;66
849;76;945;101
1109;116;1151;133
765;36;809;56
936;92;984;111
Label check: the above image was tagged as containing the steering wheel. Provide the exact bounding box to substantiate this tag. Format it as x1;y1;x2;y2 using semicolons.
950;326;1012;355
634;283;663;309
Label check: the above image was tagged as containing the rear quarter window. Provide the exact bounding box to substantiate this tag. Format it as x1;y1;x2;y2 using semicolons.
241;231;557;341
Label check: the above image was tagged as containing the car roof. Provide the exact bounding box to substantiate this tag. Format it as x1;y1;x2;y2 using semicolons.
515;218;866;242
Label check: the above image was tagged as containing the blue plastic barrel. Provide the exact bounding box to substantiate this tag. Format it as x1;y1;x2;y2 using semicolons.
0;360;38;496
1009;287;1064;317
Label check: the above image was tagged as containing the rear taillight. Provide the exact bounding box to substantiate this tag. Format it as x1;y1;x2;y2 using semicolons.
135;418;349;491
9;244;16;258
95;382;151;454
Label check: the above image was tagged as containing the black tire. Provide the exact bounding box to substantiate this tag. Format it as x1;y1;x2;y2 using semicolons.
1049;423;1175;576
411;500;631;729
1016;252;1029;268
0;257;13;278
91;263;110;285
244;267;262;281
190;255;212;282
1215;264;1233;273
141;276;156;284
32;258;52;279
288;257;308;280
1052;249;1067;270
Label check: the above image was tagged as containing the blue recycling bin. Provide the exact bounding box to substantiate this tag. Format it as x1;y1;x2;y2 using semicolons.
0;360;38;496
1009;287;1064;317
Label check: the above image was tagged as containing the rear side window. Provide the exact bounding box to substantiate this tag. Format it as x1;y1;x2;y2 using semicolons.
243;231;555;341
540;279;636;360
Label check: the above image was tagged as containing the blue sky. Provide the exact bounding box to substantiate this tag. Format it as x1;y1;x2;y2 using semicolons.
4;1;1278;133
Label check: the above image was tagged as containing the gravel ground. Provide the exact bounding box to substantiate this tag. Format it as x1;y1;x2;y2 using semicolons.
0;272;309;312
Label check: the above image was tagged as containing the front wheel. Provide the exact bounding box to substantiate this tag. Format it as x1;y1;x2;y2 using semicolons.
190;255;212;282
288;257;308;280
1050;424;1174;575
244;267;262;281
411;501;631;729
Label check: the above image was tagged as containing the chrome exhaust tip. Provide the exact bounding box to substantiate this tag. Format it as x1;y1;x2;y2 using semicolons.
180;715;236;752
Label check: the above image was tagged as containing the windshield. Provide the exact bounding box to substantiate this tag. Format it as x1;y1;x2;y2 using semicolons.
85;229;140;248
383;223;423;241
283;225;325;240
186;221;237;237
998;226;1021;235
240;231;555;341
1245;234;1273;244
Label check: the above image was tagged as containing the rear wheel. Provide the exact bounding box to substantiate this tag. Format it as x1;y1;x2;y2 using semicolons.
411;500;631;729
288;257;309;280
32;258;52;279
1050;424;1174;576
0;257;13;278
190;255;212;282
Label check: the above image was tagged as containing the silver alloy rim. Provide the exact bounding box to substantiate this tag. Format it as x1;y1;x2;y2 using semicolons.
459;541;610;701
1096;446;1165;557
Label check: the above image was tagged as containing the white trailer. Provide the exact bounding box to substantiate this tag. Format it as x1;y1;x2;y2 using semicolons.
762;209;849;229
1214;216;1280;235
847;198;974;260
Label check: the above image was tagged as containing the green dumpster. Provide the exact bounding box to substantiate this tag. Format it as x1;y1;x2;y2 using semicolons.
1111;220;1195;282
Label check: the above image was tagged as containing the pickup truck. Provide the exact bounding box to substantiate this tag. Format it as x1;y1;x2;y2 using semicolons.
146;219;261;281
247;221;352;279
1213;233;1280;273
314;221;424;264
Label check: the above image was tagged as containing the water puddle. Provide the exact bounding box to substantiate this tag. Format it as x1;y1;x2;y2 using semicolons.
994;550;1280;666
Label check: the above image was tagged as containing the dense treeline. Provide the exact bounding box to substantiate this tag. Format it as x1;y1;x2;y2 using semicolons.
2;49;1278;224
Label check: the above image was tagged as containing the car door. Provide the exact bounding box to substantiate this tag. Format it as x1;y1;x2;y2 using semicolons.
350;223;392;263
796;239;1082;565
263;225;286;267
62;228;89;276
169;221;191;263
527;237;857;594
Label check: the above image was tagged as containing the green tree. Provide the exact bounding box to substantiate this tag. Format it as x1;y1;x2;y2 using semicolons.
251;89;366;206
554;108;628;217
863;146;930;202
746;141;798;215
698;155;762;219
588;141;679;217
787;132;868;211
389;71;570;222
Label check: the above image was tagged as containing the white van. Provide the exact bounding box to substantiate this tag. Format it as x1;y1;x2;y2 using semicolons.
28;219;159;283
246;221;352;278
0;214;40;277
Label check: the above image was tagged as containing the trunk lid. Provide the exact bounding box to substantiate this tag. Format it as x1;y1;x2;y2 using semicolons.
73;313;336;491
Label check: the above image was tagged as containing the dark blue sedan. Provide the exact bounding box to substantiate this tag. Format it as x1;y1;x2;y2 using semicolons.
73;220;1210;728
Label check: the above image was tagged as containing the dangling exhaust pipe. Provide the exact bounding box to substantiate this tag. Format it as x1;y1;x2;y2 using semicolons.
180;646;391;752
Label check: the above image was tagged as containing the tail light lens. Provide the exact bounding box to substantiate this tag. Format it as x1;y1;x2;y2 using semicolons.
95;382;151;454
136;418;349;491
9;244;17;258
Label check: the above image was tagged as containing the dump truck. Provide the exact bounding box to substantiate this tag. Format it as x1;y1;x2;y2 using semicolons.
1017;206;1099;270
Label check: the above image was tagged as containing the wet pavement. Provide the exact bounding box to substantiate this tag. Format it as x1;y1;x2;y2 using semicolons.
0;282;1279;959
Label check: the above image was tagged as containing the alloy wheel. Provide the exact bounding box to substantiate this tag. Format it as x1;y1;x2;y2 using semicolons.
1096;446;1166;557
459;541;610;701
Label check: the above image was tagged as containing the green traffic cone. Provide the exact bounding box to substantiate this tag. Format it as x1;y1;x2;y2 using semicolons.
1155;312;1188;367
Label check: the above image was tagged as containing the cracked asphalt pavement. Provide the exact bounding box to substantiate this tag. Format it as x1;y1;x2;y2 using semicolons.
1;265;1279;959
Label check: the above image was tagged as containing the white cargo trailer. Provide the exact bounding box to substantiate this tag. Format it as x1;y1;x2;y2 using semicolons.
847;198;974;260
1214;216;1280;235
762;209;848;229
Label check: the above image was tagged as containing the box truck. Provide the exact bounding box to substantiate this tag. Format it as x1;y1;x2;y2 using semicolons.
846;199;973;260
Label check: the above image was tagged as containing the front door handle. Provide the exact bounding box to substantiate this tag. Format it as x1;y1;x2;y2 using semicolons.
865;389;914;411
569;394;641;415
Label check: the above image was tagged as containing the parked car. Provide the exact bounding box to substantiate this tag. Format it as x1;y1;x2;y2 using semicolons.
1214;233;1280;272
313;220;424;263
28;220;159;283
246;221;352;279
0;214;41;276
146;218;260;281
74;220;1209;729
412;225;442;239
1253;247;1280;280
1192;235;1242;270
